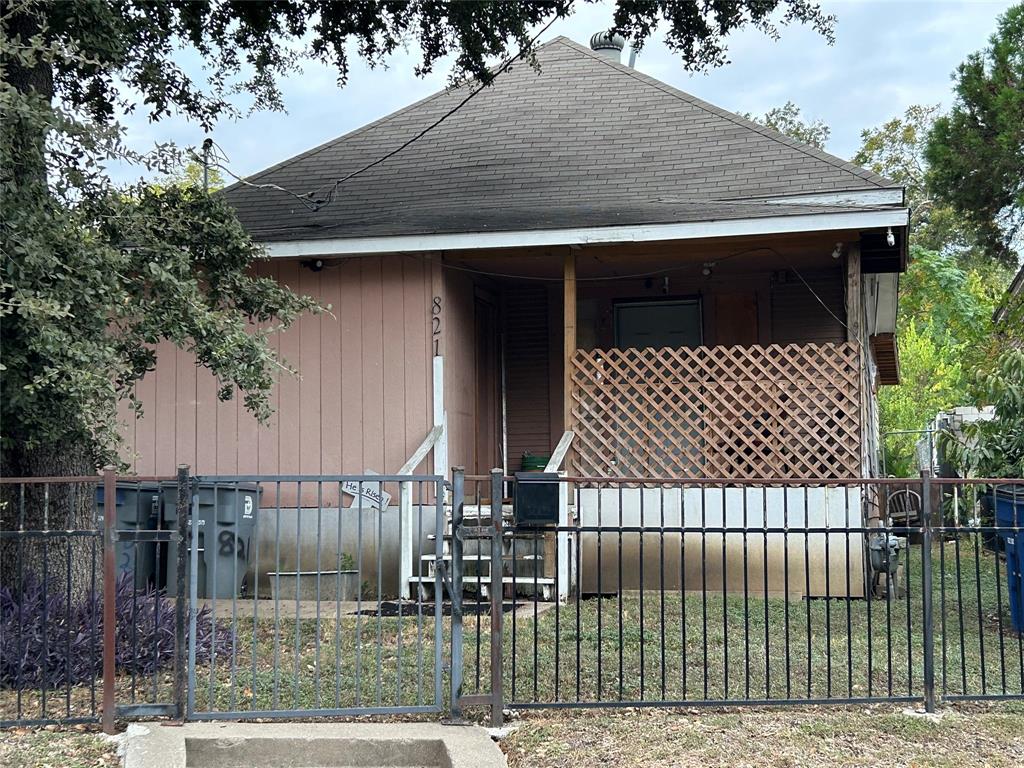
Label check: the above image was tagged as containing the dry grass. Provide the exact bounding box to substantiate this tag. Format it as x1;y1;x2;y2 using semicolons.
502;704;1024;768
0;727;117;768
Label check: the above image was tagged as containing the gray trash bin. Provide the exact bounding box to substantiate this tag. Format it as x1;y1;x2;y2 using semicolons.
201;484;259;600
161;482;207;599
161;482;259;600
95;483;161;589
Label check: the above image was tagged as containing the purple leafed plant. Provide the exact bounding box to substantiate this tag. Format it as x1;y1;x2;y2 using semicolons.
0;573;231;689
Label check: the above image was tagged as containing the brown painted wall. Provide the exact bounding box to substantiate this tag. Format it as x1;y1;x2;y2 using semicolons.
118;255;435;505
442;267;478;475
504;283;553;470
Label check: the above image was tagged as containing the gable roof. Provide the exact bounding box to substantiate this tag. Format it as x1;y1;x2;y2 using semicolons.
223;36;903;244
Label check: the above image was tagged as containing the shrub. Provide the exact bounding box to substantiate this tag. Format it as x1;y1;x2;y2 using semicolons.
0;573;230;689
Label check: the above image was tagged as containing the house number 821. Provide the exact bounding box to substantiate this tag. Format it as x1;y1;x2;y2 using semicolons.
432;296;441;355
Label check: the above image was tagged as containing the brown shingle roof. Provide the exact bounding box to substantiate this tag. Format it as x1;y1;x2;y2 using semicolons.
223;36;901;242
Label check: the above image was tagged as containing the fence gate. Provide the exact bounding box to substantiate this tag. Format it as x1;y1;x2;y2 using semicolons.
185;474;446;719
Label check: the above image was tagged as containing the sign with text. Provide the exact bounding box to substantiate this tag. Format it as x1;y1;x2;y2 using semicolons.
342;473;392;510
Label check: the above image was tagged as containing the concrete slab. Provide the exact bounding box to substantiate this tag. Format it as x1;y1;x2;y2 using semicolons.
123;722;506;768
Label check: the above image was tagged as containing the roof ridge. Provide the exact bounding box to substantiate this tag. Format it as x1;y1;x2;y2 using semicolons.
552;37;895;189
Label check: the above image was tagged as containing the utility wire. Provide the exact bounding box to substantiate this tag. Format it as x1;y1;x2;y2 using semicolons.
437;246;779;283
214;5;572;212
438;246;851;331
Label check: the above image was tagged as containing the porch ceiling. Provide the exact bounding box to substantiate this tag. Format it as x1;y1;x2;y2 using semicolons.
443;230;874;280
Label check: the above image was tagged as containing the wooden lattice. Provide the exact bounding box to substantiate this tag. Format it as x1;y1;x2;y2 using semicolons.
570;343;862;479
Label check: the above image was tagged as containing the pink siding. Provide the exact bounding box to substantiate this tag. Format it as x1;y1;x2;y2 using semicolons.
119;256;434;506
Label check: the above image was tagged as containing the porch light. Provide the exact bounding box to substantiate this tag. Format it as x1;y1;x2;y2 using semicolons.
886;227;895;247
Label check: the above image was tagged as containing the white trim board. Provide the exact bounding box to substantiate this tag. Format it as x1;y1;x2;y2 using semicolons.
263;208;910;258
759;189;904;207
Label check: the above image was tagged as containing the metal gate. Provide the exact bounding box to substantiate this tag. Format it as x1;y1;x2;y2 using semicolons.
185;474;446;719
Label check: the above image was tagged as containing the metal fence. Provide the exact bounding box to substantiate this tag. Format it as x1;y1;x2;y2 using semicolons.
2;469;1021;729
184;474;446;720
454;472;1024;723
0;470;184;729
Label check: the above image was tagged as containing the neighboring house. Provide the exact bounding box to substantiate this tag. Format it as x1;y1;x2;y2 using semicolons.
118;35;909;599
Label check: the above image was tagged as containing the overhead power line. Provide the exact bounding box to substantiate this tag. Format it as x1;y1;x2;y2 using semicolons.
214;5;573;212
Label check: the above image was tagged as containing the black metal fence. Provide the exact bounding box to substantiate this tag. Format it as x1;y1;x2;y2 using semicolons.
3;470;1021;729
0;470;184;729
454;472;1024;723
183;474;446;720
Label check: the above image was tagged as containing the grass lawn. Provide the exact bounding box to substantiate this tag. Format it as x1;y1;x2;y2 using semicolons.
3;538;1021;721
501;704;1024;768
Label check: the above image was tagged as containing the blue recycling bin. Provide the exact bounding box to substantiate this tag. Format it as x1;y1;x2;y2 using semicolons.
992;484;1024;633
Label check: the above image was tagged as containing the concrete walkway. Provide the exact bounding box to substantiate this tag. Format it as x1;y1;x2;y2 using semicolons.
124;721;506;768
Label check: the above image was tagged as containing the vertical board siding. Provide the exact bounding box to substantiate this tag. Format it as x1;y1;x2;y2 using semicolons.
119;256;433;505
504;283;552;470
770;269;846;344
443;268;478;474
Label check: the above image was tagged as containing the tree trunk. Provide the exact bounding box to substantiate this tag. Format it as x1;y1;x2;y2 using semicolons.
0;443;100;597
0;4;97;596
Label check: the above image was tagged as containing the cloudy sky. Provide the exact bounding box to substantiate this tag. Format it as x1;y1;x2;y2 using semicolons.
121;0;1015;184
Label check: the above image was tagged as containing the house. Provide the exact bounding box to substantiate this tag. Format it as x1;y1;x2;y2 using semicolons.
118;34;909;599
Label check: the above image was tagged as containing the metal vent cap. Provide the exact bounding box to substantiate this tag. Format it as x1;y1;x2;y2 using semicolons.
589;31;626;52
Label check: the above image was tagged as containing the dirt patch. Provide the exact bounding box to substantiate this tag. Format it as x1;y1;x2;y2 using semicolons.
0;727;117;768
501;703;1024;768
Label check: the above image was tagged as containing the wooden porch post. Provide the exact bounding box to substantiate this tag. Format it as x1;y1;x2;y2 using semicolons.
845;243;862;343
563;249;576;438
846;242;871;479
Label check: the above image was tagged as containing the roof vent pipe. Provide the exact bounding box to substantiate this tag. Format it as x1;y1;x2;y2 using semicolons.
589;31;626;63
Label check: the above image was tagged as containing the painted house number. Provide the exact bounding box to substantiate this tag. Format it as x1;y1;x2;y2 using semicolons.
432;296;442;355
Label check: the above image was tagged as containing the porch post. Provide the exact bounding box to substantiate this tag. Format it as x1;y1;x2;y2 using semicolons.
845;243;862;343
846;242;870;478
563;249;576;439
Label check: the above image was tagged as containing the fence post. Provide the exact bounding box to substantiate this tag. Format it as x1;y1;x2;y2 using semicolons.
449;467;465;720
489;468;505;728
101;466;116;734
921;469;936;713
173;465;190;720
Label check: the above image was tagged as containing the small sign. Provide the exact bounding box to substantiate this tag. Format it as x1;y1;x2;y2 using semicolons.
342;472;392;510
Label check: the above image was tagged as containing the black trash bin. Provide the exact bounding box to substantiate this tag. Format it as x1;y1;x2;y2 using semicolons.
95;483;161;589
161;482;259;599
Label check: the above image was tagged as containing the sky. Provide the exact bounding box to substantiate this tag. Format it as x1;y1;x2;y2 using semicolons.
120;0;1016;184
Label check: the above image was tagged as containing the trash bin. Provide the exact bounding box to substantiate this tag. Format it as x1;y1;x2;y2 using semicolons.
992;484;1024;633
161;482;259;600
95;483;161;589
201;484;259;600
161;482;206;599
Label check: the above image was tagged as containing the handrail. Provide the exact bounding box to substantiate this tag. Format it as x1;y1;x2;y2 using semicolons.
399;423;444;475
544;430;574;473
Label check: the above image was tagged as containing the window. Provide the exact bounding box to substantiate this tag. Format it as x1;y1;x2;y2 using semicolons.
613;299;703;349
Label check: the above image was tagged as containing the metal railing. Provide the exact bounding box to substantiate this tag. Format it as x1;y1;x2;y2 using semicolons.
453;473;1024;723
3;469;1021;728
184;473;446;720
0;470;184;730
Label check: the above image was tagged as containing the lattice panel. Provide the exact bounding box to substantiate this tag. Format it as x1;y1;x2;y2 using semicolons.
570;343;862;479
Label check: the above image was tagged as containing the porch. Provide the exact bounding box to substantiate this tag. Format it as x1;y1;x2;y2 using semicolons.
442;231;872;481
